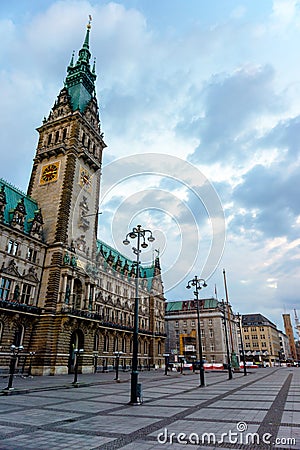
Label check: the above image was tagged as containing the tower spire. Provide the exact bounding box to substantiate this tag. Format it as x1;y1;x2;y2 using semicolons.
64;16;97;112
78;16;92;64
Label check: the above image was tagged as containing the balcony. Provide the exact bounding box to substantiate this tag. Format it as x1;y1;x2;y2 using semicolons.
0;299;42;315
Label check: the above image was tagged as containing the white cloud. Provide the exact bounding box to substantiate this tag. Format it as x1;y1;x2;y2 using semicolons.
1;0;300;329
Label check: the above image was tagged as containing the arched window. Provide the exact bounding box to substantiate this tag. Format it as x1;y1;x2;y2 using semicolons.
14;324;24;346
122;337;126;353
114;336;118;352
55;130;59;143
62;128;67;141
68;329;84;374
94;333;99;352
144;341;148;354
158;342;161;355
73;279;82;309
104;335;109;352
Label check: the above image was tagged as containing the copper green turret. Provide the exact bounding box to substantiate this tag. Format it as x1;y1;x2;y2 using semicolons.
64;18;96;113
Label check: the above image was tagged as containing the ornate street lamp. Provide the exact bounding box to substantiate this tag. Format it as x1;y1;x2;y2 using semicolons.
219;300;233;380
186;276;207;387
123;224;155;405
6;345;24;390
236;313;247;376
73;348;84;385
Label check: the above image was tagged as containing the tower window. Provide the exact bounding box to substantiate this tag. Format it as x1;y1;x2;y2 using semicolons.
47;134;52;145
82;132;86;145
8;240;19;255
27;248;37;262
21;284;33;305
0;277;11;301
63;128;67;141
55;131;59;143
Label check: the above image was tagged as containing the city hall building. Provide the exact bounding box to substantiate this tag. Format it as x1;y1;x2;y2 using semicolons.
0;22;166;375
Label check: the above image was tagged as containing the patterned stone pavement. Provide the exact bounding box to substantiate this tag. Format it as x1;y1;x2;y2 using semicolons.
0;367;299;449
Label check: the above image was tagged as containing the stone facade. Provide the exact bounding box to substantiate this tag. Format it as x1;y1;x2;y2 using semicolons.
0;23;166;376
165;298;239;365
242;313;281;366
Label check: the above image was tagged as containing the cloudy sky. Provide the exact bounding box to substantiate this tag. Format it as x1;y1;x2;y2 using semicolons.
1;0;300;333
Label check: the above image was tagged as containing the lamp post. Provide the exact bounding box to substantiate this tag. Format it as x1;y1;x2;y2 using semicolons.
163;353;170;376
219;300;232;380
123;224;155;405
186;276;207;387
6;345;24;390
236;313;247;376
73;348;84;385
28;351;36;377
114;351;123;381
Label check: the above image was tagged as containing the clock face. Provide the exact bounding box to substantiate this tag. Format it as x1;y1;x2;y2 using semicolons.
40;162;60;184
79;167;92;190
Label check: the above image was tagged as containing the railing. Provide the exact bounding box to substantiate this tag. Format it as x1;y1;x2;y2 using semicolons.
0;299;41;315
60;306;165;336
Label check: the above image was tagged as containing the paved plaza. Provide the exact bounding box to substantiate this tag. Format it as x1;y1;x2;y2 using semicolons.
0;367;299;449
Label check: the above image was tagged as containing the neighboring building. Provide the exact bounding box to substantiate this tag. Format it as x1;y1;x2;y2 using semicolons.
282;314;297;361
277;329;291;363
242;314;281;366
0;22;166;375
165;298;239;365
295;341;300;362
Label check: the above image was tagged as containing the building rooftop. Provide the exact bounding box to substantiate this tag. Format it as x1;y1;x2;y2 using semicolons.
242;313;277;329
166;298;218;313
0;179;41;235
96;239;159;293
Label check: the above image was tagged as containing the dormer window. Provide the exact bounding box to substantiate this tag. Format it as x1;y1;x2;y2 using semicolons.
11;198;26;230
0;185;7;221
7;240;18;255
28;209;43;239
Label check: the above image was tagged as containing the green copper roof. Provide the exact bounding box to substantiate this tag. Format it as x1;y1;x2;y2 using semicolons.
96;239;157;292
64;20;96;113
0;179;40;234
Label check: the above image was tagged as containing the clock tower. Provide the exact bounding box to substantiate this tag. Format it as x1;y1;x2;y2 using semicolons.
27;19;106;312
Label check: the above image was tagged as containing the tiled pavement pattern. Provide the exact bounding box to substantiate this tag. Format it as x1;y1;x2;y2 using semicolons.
0;367;299;449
